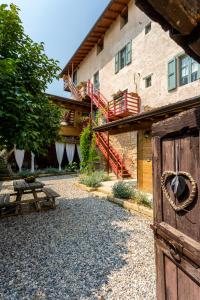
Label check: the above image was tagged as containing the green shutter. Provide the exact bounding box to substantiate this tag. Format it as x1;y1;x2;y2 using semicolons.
115;52;119;74
168;58;177;91
126;41;132;65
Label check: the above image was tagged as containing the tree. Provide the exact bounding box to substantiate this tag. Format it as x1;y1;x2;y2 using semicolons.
0;4;61;155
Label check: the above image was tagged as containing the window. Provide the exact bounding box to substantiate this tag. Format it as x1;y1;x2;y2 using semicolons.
145;22;151;34
179;55;200;86
119;47;126;70
120;6;128;29
73;70;77;85
144;75;152;88
191;58;199;82
167;54;200;91
115;41;132;73
97;38;104;55
179;55;189;86
93;71;99;90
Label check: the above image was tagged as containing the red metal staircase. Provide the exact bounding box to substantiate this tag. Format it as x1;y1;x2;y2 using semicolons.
96;131;131;178
64;76;141;178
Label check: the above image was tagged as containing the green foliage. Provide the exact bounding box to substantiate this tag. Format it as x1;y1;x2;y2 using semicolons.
94;170;110;181
0;4;61;154
79;171;110;188
80;124;91;169
88;133;99;168
135;191;152;208
80;124;99;171
79;173;102;188
112;181;135;199
65;162;78;172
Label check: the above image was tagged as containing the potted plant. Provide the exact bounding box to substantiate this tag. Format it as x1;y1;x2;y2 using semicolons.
112;90;124;100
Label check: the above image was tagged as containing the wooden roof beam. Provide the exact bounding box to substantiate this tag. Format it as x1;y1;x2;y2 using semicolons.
108;8;122;14
114;1;127;7
96;25;108;29
103;16;116;21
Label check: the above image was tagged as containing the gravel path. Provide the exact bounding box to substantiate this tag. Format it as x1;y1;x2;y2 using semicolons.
0;175;156;300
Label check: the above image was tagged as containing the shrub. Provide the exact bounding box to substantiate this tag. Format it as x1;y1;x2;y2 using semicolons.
65;162;78;172
112;181;135;199
95;170;110;181
18;170;33;177
80;124;91;169
88;133;99;166
135;191;152;208
79;173;102;188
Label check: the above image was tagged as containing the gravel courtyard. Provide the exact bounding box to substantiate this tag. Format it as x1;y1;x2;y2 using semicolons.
0;175;156;300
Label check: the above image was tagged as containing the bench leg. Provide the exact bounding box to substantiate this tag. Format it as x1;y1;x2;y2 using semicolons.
32;190;41;212
15;192;22;215
47;197;56;209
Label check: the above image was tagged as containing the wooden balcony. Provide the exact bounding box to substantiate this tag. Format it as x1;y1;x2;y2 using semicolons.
59;125;82;137
108;92;140;120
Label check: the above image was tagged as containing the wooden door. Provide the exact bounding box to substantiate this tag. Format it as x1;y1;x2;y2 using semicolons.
137;130;152;193
152;108;200;300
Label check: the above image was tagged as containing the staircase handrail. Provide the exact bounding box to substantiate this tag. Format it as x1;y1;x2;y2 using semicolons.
66;75;82;101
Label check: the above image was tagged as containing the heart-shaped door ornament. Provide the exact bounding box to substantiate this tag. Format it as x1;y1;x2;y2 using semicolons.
161;171;197;211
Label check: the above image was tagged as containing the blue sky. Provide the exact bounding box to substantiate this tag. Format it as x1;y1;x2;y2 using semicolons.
3;0;110;96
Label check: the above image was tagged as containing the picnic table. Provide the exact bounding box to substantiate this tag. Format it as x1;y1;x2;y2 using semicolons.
0;179;60;216
13;179;45;213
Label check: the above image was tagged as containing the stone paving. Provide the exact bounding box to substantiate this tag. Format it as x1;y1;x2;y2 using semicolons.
0;175;156;300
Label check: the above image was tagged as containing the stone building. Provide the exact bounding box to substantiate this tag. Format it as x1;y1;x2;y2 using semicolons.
61;0;200;192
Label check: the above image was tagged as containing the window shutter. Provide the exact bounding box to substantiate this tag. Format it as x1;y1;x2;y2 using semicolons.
168;58;177;91
126;41;132;65
115;52;119;74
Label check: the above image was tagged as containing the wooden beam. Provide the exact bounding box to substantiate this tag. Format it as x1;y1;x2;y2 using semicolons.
148;0;199;34
108;8;121;14
103;16;116;21
96;25;108;29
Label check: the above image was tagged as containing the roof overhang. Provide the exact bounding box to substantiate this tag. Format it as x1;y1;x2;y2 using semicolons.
47;94;91;111
60;0;130;76
93;95;200;134
135;0;200;63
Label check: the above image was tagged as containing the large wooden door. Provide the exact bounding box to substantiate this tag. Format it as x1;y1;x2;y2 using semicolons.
137;130;152;193
152;108;200;299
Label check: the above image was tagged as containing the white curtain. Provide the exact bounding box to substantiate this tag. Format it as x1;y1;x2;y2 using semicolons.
66;144;75;164
31;152;35;173
55;142;65;171
76;144;82;161
14;148;25;172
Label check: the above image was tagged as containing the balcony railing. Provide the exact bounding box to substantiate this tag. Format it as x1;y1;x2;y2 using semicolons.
108;92;140;120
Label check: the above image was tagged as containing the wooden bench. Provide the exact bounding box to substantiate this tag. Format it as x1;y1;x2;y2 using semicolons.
41;187;60;209
0;194;17;215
